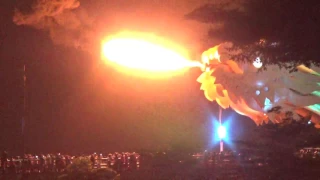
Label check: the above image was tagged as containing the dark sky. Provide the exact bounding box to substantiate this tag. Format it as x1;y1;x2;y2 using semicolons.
0;0;255;155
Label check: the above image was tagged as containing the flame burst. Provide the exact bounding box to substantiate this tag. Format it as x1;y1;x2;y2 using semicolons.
101;32;201;76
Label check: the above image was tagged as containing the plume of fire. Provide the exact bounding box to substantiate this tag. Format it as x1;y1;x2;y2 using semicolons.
101;31;203;76
101;32;270;124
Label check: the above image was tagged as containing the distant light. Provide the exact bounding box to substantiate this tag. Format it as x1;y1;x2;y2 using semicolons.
256;90;261;95
218;126;226;139
264;86;269;92
264;98;272;112
256;81;264;87
253;57;263;68
308;120;312;125
271;42;279;47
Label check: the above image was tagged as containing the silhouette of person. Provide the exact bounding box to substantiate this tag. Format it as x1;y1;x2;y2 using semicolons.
1;151;8;173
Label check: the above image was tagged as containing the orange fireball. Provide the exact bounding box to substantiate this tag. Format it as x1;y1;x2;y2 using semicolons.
101;31;202;76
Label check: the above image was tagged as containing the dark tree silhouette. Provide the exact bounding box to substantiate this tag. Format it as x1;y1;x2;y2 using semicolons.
186;0;320;71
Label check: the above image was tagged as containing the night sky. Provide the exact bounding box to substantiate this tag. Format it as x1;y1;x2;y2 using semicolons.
0;0;255;155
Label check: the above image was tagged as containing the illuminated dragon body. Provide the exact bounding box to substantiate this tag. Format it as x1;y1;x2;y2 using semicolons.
198;45;320;128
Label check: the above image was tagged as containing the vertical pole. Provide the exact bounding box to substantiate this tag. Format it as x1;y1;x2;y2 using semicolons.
219;106;223;153
22;64;26;154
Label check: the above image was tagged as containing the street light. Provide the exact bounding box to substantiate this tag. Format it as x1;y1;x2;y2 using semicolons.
218;124;226;153
218;107;225;153
218;126;226;139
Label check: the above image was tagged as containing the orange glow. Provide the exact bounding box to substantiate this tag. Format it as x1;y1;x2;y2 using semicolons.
101;31;202;76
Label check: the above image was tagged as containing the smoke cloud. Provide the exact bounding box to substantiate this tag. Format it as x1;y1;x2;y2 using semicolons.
12;0;244;56
13;0;95;51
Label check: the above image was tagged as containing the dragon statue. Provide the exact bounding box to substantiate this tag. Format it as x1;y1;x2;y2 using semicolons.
198;44;320;128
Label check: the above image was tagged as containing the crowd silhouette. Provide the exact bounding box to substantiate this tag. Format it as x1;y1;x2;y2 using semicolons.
296;147;320;159
0;151;140;175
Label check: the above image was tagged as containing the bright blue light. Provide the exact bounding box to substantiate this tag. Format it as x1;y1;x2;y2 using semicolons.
209;114;233;148
218;126;226;139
